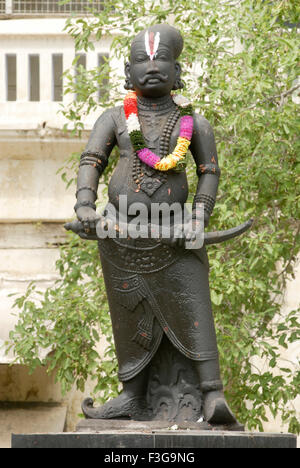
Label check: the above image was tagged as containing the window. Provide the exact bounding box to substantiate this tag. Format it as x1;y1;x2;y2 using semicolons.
76;53;86;70
6;54;17;101
98;53;109;100
75;53;86;101
1;1;104;15
29;55;40;102
52;54;63;102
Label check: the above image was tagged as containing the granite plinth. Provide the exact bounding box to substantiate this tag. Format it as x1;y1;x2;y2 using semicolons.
11;420;297;448
76;419;243;432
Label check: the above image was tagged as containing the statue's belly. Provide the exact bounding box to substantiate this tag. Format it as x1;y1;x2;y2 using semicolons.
108;155;189;218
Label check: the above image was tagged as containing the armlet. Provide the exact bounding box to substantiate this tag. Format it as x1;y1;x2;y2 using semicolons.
196;163;221;177
79;151;108;174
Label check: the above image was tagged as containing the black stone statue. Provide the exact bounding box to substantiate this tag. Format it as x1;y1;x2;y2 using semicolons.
66;24;252;428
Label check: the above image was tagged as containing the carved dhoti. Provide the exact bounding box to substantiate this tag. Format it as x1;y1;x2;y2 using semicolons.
98;236;219;382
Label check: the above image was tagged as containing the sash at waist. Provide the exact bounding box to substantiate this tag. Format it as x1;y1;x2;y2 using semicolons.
98;236;182;274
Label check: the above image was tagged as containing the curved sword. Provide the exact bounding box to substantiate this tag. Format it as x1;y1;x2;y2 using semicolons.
64;218;254;245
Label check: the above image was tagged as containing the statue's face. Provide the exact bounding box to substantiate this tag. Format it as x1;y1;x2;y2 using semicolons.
127;34;178;98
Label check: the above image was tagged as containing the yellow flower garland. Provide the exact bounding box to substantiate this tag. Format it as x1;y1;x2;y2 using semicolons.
155;137;191;171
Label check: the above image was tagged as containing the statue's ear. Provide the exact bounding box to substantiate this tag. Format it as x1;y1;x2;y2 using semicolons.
175;61;181;76
125;61;131;80
124;62;134;90
173;62;184;90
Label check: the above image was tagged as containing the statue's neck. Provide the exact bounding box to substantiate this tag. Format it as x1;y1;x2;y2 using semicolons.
137;94;175;113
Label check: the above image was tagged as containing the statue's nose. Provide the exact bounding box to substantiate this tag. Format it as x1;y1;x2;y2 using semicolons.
146;60;160;73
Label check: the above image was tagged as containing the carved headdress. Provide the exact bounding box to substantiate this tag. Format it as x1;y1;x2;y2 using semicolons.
130;23;184;60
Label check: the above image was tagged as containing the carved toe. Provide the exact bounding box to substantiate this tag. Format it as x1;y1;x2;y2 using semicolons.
82;395;150;420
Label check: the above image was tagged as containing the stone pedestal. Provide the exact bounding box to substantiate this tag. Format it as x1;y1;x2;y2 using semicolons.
11;420;297;448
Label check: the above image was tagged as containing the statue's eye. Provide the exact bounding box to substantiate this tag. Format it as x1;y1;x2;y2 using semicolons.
135;55;148;62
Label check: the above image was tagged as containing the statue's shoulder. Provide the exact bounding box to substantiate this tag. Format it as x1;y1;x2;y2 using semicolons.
102;105;123;117
94;105;123;120
191;112;216;145
93;105;124;129
192;111;214;134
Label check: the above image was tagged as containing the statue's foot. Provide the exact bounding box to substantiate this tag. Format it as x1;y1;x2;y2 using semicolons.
203;390;237;425
82;393;150;420
200;380;239;426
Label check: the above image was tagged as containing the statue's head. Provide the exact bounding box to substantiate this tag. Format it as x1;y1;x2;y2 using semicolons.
125;24;184;98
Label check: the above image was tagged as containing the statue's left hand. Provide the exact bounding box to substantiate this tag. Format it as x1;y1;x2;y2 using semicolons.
161;222;201;249
192;209;210;228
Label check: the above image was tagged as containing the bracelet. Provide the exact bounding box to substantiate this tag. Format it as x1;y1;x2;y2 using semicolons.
197;164;221;177
74;200;96;212
193;193;215;217
75;186;98;199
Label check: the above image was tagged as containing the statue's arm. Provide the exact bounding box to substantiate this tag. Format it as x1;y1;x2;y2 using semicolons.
189;113;220;227
75;108;117;230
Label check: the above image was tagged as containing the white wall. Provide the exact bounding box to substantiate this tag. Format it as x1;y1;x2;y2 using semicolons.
0;18;120;360
0;18;117;130
0;18;115;441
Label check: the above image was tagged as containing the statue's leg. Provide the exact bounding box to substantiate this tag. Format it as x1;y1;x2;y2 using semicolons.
193;359;237;425
145;247;241;426
81;244;163;420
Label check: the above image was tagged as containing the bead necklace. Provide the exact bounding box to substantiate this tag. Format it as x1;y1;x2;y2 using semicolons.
124;91;193;172
132;108;180;193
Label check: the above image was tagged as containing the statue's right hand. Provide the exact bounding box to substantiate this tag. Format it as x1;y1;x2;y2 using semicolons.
76;206;100;232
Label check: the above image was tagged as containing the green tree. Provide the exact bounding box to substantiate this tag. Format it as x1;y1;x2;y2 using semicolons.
7;0;300;433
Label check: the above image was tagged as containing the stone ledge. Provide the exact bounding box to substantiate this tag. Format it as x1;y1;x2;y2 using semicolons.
0;402;67;448
11;430;297;449
76;418;243;432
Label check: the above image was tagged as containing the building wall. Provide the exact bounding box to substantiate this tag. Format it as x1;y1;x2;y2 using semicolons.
0;17;115;438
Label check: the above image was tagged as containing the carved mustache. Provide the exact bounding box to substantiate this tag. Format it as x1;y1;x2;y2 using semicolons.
138;73;168;85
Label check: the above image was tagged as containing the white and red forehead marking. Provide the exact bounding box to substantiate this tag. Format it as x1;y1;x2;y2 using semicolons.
144;30;160;60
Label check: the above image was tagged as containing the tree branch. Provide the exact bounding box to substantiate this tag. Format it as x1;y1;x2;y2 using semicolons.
246;84;300;111
276;223;300;278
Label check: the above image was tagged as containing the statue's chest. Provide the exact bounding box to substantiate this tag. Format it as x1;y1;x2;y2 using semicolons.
139;113;169;153
113;106;182;198
131;109;180;196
